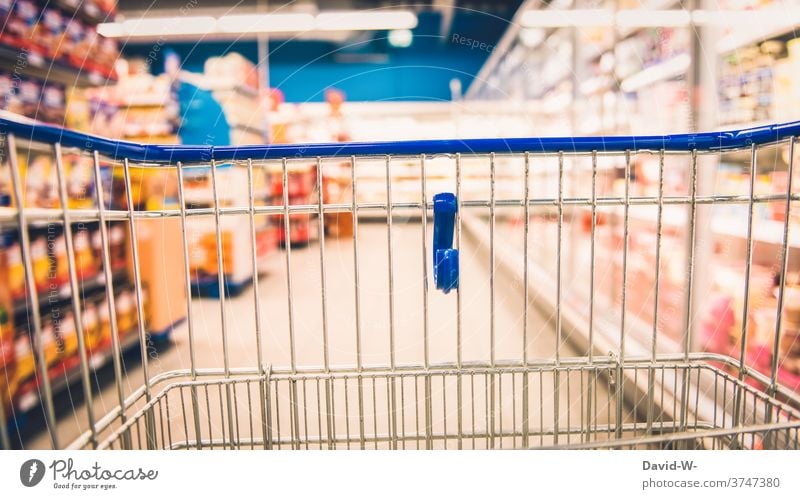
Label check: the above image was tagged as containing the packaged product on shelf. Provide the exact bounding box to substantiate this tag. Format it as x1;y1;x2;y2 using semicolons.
83;25;115;77
0;0;12;43
30;234;50;293
40;83;66;125
65;155;95;207
780;287;800;374
94;0;116;15
0;71;13;111
0;305;10;344
82;301;101;352
40;7;64;60
96;36;119;71
54;308;77;360
25;154;57;208
53;233;70;287
3;0;38;51
17;78;41;120
3;235;25;301
73;227;97;278
97;296;111;344
109;223;127;271
40;317;60;366
13;334;33;383
68;22;95;67
0;305;14;414
62;17;86;63
115;289;135;335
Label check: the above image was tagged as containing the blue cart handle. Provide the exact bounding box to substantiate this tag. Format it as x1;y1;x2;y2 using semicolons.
433;193;458;293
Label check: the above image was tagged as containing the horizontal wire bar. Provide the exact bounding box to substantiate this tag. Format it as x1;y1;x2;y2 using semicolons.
1;194;797;225
4;115;800;162
160;420;729;450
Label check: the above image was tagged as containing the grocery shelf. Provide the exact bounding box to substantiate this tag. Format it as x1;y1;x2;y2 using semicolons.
619;53;690;92
54;0;115;25
583;204;800;251
11;270;129;321
717;10;800;54
0;45;114;88
15;330;141;413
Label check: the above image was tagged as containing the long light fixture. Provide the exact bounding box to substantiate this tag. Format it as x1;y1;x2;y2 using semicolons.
115;16;217;37
619;53;690;92
216;13;315;34
316;11;417;31
520;7;800;28
520;9;614;28
98;10;418;38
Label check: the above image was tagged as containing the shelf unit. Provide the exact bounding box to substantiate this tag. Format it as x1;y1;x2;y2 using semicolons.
464;0;800;396
0;45;114;89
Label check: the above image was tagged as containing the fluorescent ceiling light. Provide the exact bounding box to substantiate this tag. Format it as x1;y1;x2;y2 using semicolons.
620;53;690;92
316;11;418;31
97;22;124;37
521;9;614;28
120;16;216;37
520;8;800;29
388;29;413;47
616;10;690;28
216;13;315;33
98;10;418;38
519;28;545;48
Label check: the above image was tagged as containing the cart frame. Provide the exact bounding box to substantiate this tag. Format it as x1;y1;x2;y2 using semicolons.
2;116;800;450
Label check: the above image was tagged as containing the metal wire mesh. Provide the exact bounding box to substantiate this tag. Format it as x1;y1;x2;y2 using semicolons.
96;363;800;450
2;117;800;450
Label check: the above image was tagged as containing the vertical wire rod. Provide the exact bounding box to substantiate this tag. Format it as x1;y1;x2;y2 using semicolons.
586;151;598;440
209;158;236;447
522;151;530;448
523;152;530;365
281;158;297;372
489;152;496;366
53;143;97;448
316;158;334;449
489;152;497;448
553;152;565;445
771;137;795;391
281;158;302;450
53;142;97;448
349;155;365;449
646;149;666;433
615;150;632;440
455;152;464;448
122;157;155;448
680;149;699;432
419;155;432;449
91;151;128;447
209;159;230;376
385;155;396;369
385;154;399;449
246;159;265;376
385;154;400;449
420;154;429;369
175;161;203;449
245;158;269;449
316;157;330;372
351;155;362;371
6;134;59;448
456;153;463;368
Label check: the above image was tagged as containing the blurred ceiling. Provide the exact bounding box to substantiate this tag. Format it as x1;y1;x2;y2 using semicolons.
114;0;525;43
115;0;526;101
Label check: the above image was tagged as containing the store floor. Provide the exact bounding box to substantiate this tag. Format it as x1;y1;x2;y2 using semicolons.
28;220;618;449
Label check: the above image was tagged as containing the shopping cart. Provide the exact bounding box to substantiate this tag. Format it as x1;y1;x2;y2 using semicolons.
2;115;800;450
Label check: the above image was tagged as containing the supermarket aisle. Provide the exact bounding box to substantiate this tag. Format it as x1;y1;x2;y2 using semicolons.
28;220;615;449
